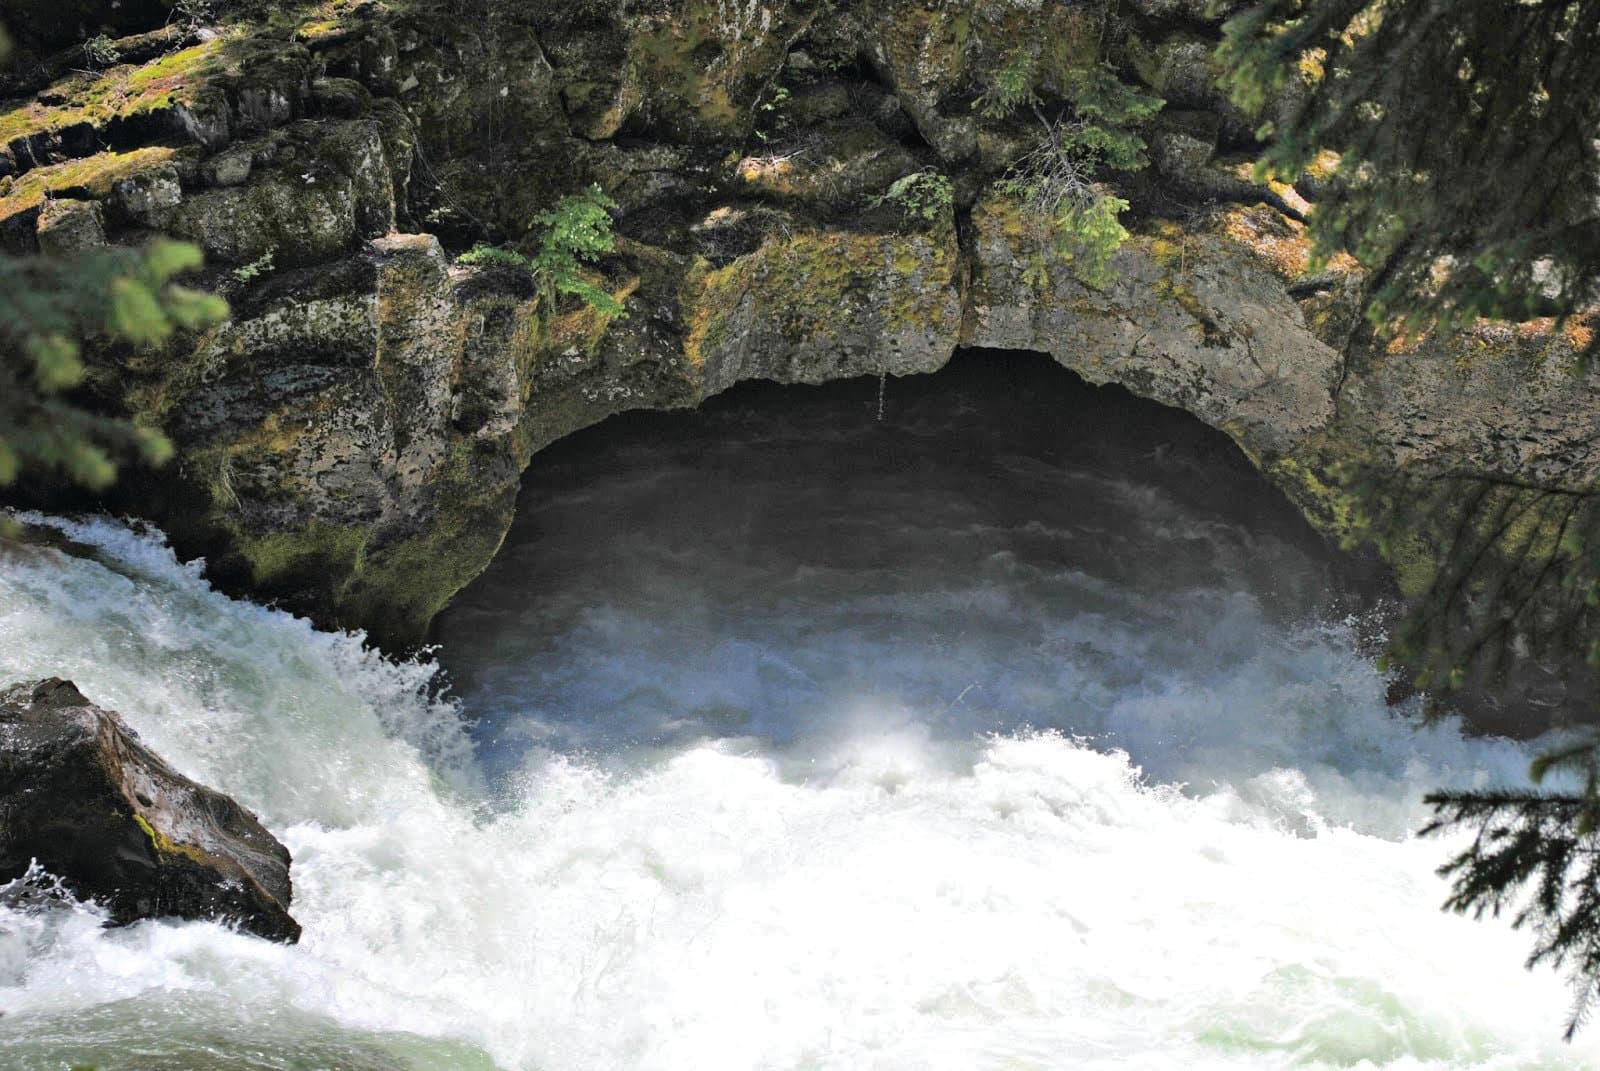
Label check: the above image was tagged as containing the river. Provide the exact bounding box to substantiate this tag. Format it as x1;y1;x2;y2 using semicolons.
0;352;1591;1069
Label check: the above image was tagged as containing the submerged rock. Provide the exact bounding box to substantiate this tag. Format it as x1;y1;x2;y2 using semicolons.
0;678;300;942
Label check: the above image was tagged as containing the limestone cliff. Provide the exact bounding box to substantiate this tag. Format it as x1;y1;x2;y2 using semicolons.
2;0;1595;705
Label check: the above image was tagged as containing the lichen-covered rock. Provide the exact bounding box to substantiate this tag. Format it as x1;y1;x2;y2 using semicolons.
964;192;1341;456
0;146;181;252
609;0;818;144
5;0;1598;690
166;235;477;645
858;0;979;163
202;143;255;188
111;161;184;222
35;197;106;254
859;0;1105;166
149;119;394;266
133;205;968;646
1332;324;1600;489
0;678;300;942
367;13;574;239
687;220;965;390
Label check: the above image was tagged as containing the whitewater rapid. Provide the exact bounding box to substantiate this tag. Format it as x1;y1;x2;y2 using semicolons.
1;362;1596;1069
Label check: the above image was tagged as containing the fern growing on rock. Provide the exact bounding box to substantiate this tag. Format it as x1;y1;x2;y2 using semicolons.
457;183;625;321
531;183;625;319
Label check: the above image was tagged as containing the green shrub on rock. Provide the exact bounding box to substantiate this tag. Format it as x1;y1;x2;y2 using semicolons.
874;170;954;227
975;40;1162;289
531;183;625;318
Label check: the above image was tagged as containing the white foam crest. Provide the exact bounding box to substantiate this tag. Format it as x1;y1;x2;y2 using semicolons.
0;517;1595;1070
0;513;479;824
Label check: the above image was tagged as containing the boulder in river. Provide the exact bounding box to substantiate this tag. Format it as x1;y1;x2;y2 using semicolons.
0;678;301;942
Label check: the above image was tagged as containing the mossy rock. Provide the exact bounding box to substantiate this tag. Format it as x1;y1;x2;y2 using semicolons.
684;219;963;390
0;37;236;152
616;0;818;144
0;145;179;243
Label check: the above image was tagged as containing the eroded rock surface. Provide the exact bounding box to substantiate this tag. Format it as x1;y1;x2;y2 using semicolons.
0;678;300;942
965;195;1342;456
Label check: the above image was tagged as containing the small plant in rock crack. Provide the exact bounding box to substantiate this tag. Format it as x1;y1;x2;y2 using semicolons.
231;251;275;285
975;47;1040;121
81;34;120;70
759;84;791;114
976;46;1162;289
874;170;954;227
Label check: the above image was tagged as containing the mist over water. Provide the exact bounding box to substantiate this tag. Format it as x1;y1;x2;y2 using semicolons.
1;352;1595;1069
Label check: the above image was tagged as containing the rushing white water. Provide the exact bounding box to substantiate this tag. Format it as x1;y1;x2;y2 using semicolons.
1;359;1596;1070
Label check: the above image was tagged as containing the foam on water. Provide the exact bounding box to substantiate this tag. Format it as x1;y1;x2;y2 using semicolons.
0;515;1590;1070
0;360;1594;1069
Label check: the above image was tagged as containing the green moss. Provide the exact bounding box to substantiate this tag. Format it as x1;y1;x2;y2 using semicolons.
952;12;972;56
682;256;742;367
683;225;960;366
1385;530;1443;600
1263;452;1368;547
1153;275;1212;329
0;38;232;146
235;520;369;589
1123;31;1162;89
625;0;792;139
1039;8;1104;84
133;812;211;865
1148;235;1184;269
1256;438;1571;609
293;0;372;44
545;275;637;358
0;146;177;222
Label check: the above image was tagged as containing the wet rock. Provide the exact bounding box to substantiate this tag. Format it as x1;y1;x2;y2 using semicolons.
0;678;300;942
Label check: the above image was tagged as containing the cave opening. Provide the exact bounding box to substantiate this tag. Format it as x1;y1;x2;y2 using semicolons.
432;348;1386;785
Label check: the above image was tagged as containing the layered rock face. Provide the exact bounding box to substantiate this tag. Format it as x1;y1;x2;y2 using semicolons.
0;678;300;941
1;0;1595;688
